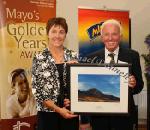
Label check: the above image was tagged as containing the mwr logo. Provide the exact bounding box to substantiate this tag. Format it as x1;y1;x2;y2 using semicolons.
87;22;104;40
13;121;30;130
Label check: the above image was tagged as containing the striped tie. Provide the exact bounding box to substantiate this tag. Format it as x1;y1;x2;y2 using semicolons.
108;53;115;64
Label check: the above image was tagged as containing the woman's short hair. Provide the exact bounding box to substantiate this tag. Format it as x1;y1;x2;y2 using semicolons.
46;17;68;34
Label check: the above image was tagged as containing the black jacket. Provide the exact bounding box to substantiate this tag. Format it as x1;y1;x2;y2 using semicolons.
82;47;144;114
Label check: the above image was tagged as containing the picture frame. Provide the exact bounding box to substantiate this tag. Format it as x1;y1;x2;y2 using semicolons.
68;63;130;114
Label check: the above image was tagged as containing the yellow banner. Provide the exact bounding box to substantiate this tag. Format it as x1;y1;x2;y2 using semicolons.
0;0;56;128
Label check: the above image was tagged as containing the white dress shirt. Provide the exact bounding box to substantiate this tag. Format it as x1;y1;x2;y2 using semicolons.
105;47;119;63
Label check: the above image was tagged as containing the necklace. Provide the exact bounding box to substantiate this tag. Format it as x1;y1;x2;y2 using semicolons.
62;63;71;109
60;62;68;99
50;48;64;63
63;62;67;90
52;54;64;63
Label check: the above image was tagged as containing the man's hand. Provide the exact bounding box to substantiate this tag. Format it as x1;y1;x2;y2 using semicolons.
129;75;136;88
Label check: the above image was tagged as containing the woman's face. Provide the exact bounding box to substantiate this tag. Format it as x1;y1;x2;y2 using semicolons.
15;74;29;102
48;25;66;48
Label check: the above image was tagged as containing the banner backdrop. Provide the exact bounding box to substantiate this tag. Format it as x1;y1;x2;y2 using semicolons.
78;8;130;58
0;0;56;129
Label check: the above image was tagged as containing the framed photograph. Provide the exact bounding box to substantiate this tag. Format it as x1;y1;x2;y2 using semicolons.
68;63;130;114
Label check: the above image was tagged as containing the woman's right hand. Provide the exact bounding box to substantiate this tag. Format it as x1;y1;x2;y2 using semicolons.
59;107;78;119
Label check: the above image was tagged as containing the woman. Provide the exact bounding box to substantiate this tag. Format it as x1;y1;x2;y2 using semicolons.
32;17;79;130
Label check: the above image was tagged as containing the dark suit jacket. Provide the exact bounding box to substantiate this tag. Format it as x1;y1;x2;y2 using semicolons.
85;47;144;114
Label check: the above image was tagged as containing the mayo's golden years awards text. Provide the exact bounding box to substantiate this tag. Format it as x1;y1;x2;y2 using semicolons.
6;8;47;59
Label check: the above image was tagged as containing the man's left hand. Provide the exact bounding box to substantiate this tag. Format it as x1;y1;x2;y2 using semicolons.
129;75;136;88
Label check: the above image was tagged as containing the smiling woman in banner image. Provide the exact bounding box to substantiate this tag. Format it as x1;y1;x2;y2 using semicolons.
6;68;37;119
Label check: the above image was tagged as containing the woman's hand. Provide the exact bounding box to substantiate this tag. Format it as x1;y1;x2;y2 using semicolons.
59;107;78;119
66;60;78;64
43;100;78;119
129;75;136;88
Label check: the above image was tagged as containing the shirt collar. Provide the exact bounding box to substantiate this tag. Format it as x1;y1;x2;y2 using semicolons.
105;46;119;57
105;47;119;63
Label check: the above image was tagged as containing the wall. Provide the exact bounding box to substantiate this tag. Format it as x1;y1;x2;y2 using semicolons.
56;0;150;119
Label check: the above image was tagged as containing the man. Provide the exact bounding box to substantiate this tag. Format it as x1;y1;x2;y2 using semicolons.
86;19;144;130
6;68;37;118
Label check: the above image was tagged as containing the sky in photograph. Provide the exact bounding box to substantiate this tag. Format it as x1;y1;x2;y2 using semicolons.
78;74;120;97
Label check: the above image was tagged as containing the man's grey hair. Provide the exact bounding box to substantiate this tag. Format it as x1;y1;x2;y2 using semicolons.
100;19;123;35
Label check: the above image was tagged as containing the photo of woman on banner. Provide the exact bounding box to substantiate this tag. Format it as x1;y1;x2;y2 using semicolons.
6;68;37;119
32;17;79;130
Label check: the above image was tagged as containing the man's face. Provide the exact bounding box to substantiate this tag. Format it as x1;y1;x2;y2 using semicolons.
101;23;122;52
15;74;29;102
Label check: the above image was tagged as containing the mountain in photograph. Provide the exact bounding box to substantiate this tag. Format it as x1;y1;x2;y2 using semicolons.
78;88;120;102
